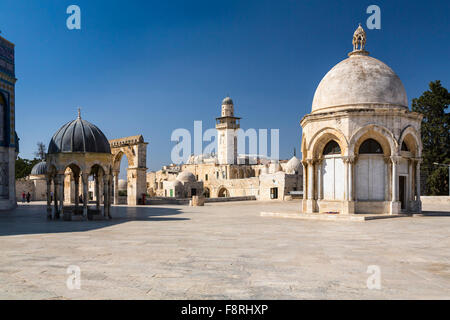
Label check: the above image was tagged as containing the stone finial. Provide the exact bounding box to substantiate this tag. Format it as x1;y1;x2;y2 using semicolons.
349;24;369;57
77;108;81;119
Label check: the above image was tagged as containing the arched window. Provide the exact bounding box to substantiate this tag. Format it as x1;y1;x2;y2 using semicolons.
401;141;409;151
359;139;383;154
323;140;341;155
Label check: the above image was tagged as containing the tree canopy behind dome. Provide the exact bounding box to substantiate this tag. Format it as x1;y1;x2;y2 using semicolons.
48;115;111;154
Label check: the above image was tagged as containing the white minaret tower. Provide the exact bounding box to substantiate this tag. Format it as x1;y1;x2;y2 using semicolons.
216;96;240;165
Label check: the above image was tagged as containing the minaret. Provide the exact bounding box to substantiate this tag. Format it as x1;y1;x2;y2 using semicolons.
216;96;240;165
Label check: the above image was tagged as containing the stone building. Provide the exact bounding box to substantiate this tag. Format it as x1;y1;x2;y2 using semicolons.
162;171;203;198
0;35;18;210
301;25;423;215
15;161;49;201
148;97;303;200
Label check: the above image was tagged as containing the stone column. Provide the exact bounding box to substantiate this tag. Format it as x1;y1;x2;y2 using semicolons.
106;174;112;218
307;159;314;200
82;173;89;218
53;176;59;219
46;178;52;219
302;161;307;200
343;157;349;201
391;157;398;202
94;173;100;210
415;160;421;201
317;159;323;200
348;157;354;201
102;174;107;217
305;159;316;213
57;174;65;218
390;156;400;214
113;171;119;205
74;173;80;211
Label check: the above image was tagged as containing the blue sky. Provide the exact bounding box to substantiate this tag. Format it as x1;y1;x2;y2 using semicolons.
1;0;449;175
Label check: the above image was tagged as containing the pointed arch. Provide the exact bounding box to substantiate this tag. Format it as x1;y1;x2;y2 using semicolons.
349;124;397;157
307;127;348;158
398;125;422;156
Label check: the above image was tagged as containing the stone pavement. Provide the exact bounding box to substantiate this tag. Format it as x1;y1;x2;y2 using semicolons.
0;200;449;299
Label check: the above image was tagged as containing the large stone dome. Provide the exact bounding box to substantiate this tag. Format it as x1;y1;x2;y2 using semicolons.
311;30;408;114
48;113;111;154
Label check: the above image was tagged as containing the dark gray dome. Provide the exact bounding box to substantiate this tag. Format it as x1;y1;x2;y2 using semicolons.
31;161;47;175
48;116;111;154
222;97;233;105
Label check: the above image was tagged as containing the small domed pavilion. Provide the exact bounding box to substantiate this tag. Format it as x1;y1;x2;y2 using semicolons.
46;110;113;220
301;25;423;215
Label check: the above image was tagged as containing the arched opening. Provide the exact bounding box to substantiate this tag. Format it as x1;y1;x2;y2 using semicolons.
203;187;210;198
89;164;106;215
63;164;81;210
218;187;229;198
321;140;345;200
323;140;341;155
113;151;132;205
401;141;409;151
359;139;383;154
355;138;386;201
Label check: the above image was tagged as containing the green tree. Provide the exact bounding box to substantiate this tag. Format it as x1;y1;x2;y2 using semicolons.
15;157;40;180
412;80;450;195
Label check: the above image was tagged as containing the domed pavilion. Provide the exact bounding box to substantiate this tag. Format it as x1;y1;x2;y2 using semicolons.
301;25;423;215
46;110;113;220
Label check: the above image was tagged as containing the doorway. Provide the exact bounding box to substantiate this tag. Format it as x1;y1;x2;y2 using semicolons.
399;176;406;210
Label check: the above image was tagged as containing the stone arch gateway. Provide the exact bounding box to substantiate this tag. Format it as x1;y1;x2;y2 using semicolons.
110;135;148;205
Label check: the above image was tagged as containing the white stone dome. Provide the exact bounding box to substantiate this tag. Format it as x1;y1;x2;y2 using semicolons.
312;45;408;114
285;156;301;174
176;171;196;183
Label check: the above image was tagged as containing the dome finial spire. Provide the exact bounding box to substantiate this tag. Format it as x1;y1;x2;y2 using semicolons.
77;107;81;119
349;24;369;57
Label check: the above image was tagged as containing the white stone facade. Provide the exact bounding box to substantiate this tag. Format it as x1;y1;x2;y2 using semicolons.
301;26;423;215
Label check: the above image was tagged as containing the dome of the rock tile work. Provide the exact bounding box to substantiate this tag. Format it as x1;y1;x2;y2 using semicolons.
176;171;196;183
48;111;111;154
285;156;301;174
31;161;47;175
311;26;408;114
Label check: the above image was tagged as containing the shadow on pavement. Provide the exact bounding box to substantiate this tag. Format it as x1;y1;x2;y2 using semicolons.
0;203;188;237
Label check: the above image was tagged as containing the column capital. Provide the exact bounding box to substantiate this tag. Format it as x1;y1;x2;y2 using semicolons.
306;158;315;165
390;155;402;164
413;158;423;165
342;156;355;164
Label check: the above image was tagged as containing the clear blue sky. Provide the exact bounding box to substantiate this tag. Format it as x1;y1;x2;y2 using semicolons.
1;0;449;174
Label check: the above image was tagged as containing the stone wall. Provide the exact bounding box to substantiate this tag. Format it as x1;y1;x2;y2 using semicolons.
15;179;34;201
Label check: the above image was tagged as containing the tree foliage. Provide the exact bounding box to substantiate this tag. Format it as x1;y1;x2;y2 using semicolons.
15;157;41;180
412;80;450;195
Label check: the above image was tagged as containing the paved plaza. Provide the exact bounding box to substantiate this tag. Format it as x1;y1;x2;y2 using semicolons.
0;200;449;299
